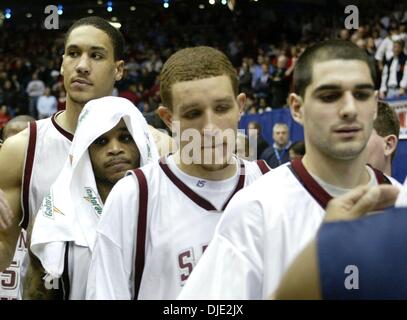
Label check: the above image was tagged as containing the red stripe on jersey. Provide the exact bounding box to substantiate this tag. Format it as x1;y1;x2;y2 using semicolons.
133;169;148;300
256;160;271;175
51;112;74;141
21;121;37;230
289;157;332;209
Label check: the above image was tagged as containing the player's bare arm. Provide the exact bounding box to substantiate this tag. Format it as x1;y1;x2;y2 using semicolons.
0;129;28;271
23;251;56;300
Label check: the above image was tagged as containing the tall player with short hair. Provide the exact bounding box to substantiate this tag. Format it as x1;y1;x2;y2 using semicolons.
0;17;173;299
178;40;400;300
86;46;270;300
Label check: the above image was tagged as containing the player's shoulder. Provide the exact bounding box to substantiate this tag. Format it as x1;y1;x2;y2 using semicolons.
225;163;294;213
241;162;293;194
0;127;29;163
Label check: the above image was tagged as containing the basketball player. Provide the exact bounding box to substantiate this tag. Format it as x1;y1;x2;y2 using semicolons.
274;183;402;299
86;46;271;300
0;16;173;300
178;40;400;300
366;101;399;176
0;115;34;300
24;97;159;300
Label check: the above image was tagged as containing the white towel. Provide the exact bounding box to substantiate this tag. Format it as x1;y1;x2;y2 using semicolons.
395;176;407;208
31;96;159;279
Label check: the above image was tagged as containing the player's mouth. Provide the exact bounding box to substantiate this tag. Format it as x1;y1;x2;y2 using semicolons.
333;126;362;138
71;78;93;88
105;158;132;170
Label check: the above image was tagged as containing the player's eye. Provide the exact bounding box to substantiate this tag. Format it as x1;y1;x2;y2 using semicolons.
93;137;108;146
353;91;372;101
183;110;201;119
91;52;104;60
67;51;79;58
319;93;341;103
120;134;133;143
215;105;231;113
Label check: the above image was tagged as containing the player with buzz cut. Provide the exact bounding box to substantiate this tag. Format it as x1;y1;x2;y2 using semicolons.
86;46;271;300
178;39;401;300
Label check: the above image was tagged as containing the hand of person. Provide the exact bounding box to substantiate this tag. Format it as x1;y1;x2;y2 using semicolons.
379;91;386;100
324;185;400;223
400;87;406;97
0;189;13;230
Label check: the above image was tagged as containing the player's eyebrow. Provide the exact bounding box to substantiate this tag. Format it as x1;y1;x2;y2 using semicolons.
313;83;375;94
66;44;108;53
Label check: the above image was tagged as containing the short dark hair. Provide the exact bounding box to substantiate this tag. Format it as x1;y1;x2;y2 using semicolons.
374;101;400;161
293;40;376;97
289;141;306;156
65;16;125;61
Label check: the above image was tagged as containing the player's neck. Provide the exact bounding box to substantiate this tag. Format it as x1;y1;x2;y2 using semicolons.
384;160;392;177
96;180;113;204
302;150;370;189
55;96;85;135
173;151;237;181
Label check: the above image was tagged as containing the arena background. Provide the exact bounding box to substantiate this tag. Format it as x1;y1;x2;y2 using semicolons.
0;0;406;182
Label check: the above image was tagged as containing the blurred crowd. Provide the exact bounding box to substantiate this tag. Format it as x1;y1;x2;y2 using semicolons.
0;0;406;130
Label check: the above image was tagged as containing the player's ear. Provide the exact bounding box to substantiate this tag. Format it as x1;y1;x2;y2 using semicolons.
289;93;304;125
383;134;398;157
115;60;124;81
237;93;246;120
60;55;64;76
157;105;173;130
373;91;379;121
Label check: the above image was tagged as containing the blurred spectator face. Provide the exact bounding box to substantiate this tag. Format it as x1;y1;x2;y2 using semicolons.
366;37;375;50
257;55;264;65
273;124;289;148
339;29;350;41
62;25;124;106
393;42;403;57
356;38;367;50
0;106;7;115
44;87;51;96
277;55;288;69
3;80;12;90
261;64;269;74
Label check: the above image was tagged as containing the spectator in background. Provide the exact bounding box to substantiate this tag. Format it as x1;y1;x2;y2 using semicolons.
261;122;292;168
26;73;45;118
247;121;269;159
253;63;271;101
366;101;400;176
239;59;253;94
0;105;11;129
270;55;290;108
375;22;404;72
1;115;35;142
288;140;306;161
36;87;57;119
57;90;66;112
379;40;407;99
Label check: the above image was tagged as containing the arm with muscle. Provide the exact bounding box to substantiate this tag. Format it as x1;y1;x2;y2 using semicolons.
0;130;27;271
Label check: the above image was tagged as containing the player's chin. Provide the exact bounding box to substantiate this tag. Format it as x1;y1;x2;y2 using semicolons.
331;143;366;160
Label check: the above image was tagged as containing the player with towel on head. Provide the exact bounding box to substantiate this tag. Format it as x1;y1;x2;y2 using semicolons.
24;96;159;300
